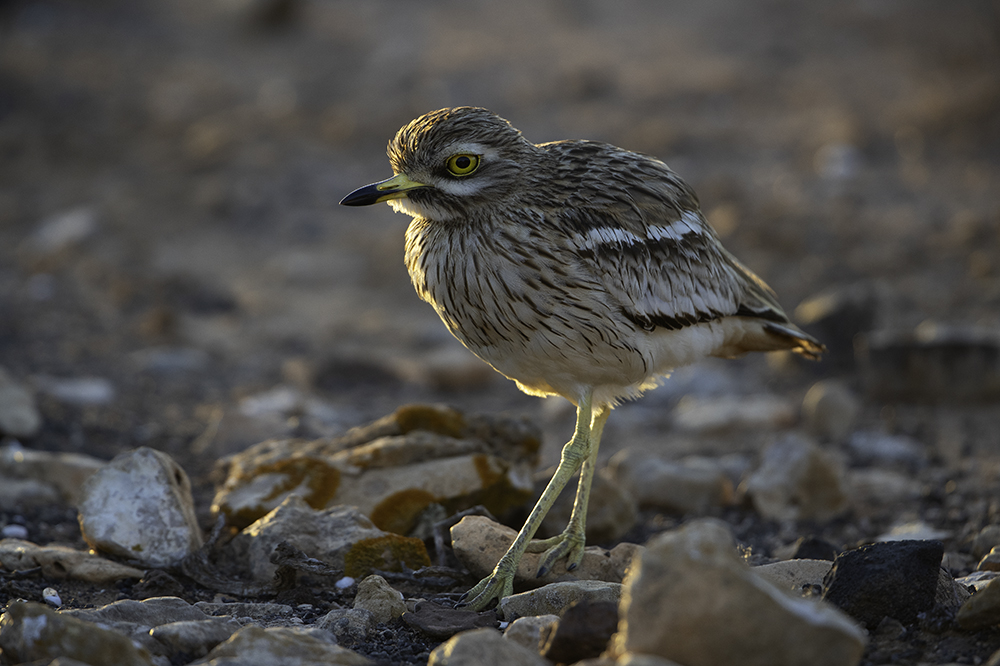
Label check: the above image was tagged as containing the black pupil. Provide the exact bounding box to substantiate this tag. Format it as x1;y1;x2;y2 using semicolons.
455;156;471;170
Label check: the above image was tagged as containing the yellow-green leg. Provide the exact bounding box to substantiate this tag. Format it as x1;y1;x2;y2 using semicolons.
459;394;605;611
527;404;609;576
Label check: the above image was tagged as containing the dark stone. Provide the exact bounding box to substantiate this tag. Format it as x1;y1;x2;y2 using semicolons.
822;540;944;629
540;599;619;664
132;570;185;600
400;601;498;639
790;536;840;561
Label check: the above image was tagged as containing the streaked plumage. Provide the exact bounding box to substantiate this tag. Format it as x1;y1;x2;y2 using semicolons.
341;106;823;610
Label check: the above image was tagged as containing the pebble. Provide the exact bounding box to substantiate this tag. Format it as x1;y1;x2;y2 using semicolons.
450;515;640;592
973;525;1000;559
673;394;796;432
0;539;144;583
77;447;203;568
608;518;866;666
352;575;407;624
0;367;42;438
33;375;116;406
847;431;924;468
822;539;944;629
42;587;61;607
1;524;29;539
23;206;99;256
608;450;732;514
503;614;558;652
745;433;848;522
539;599;618;664
190;625;372;665
801;380;859;441
499;580;622;620
428;627;549;666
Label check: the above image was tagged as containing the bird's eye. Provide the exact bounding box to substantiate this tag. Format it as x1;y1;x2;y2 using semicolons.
446;154;481;177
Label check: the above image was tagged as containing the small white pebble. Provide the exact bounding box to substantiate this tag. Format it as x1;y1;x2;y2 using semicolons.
42;587;61;607
335;576;355;590
2;524;29;539
499;621;509;630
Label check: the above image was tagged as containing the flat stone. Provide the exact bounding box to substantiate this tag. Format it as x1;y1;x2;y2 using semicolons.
0;444;105;505
77;447;203;568
503;614;558;652
610;518;866;666
0;367;41;437
745;434;848;522
402;601;498;640
428;627;549;666
149;618;241;658
352;574;406;624
451;515;640;591
608;450;732;514
752;559;833;595
0;600;153;666
539;599;618;664
0;539;144;583
190;625;373;665
499;580;621;620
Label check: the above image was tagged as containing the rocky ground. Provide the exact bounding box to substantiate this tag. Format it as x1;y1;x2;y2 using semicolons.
1;1;1000;665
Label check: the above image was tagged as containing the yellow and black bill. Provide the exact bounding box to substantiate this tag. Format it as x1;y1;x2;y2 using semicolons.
340;173;429;206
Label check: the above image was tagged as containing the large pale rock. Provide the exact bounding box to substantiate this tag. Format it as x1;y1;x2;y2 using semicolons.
237;495;429;582
608;450;732;514
0;601;153;666
745;434;848;522
450;515;640;591
213;404;541;532
610;519;866;666
0;539;144;583
353;574;406;624
190;625;373;665
0;367;41;437
77;447;202;568
0;443;105;504
499;581;621;620
429;627;549;666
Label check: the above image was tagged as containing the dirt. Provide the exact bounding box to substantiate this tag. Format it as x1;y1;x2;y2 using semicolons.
2;1;1000;664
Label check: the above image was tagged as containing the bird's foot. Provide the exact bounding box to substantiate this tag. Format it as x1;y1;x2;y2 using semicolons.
525;527;586;577
458;559;517;612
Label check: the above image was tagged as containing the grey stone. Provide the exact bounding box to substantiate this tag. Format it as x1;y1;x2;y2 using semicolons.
352;574;406;624
190;625;373;665
608;450;732;514
0;367;41;437
499;580;621;620
428;627;549;666
746;434;848;522
802;380;859;441
503;614;558;652
316;608;377;642
149;618;241;658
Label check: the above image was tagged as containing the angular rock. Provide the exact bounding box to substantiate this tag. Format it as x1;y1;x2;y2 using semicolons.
499;580;621;620
317;608;378;642
149;618;241;658
609;519;866;666
401;601;498;640
822;539;944;629
237;495;428;583
0;367;41;437
0;443;105;504
77;447;202;568
673;394;796;432
608;450;732;514
190;625;372;665
539;466;637;543
745;434;848;522
752;559;833;595
958;570;1000;593
539;598;618;664
213;404;541;532
0;600;153;666
451;515;640;591
0;539;144;583
935;568;972;613
503;614;558;652
353;574;406;624
428;627;549;666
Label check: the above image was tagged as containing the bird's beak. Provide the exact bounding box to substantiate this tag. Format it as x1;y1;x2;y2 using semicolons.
340;173;429;206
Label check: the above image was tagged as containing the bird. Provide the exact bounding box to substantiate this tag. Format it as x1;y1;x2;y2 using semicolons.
340;106;824;611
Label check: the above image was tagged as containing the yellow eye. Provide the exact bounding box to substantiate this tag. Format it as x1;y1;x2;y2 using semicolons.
446;154;480;176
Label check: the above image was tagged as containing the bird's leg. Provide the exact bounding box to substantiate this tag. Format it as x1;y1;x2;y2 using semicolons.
526;405;609;576
459;393;595;611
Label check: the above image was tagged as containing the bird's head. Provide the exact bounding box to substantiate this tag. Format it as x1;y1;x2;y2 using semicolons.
340;107;539;221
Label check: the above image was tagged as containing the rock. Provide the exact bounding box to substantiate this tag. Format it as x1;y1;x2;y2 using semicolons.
752;559;833;595
316;608;378;642
503;614;558;652
615;655;686;666
745;434;848;522
499;580;621;620
0;443;105;504
213;404;541;532
935;568;972;613
451;515;640;591
539;599;618;664
190;625;372;665
133;570;186;599
673;394;796;432
973;525;1000;559
856;325;1000;402
957;575;1000;630
875;520;950;543
33;375;116;406
428;627;549;666
794;282;881;370
0;600;153;666
64;596;215;656
401;601;498;640
195;601;295;625
608;450;732;514
352;574;406;624
149;618;241;659
22;206;99;256
237;495;428;583
847;468;923;509
801;380;859;441
847;431;924;469
979;546;1000;572
539;466;637;543
609;518;866;666
958;571;1000;593
0;367;41;437
1;524;28;539
0;539;144;583
822;539;944;629
77;447;203;568
0;478;61;508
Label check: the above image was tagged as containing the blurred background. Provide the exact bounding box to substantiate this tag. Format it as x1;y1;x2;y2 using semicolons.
1;0;999;472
